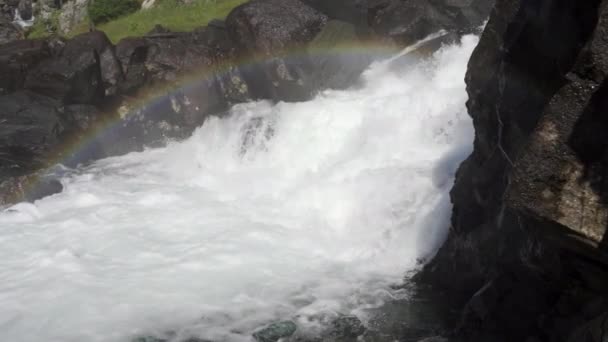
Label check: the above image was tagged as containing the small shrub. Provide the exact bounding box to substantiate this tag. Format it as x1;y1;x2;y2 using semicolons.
27;9;60;39
88;0;140;25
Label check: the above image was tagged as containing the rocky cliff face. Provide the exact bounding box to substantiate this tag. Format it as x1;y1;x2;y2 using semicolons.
420;0;608;341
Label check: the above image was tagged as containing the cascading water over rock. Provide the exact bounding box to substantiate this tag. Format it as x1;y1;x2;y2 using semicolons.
0;35;478;342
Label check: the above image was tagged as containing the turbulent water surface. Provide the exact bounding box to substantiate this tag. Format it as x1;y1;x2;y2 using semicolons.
0;36;478;342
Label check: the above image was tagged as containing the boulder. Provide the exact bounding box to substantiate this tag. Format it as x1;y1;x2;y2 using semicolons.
116;24;234;88
0;91;68;178
226;0;327;56
419;0;608;340
0;17;22;44
24;31;109;104
368;0;493;45
0;90;104;178
226;0;328;101
22;31;122;102
0;38;53;95
68;31;124;97
17;0;32;21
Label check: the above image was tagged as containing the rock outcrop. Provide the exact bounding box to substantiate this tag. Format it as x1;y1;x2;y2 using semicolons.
226;0;328;101
419;0;608;341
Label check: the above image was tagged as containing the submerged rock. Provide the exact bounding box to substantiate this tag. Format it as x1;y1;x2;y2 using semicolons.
17;0;31;21
329;315;366;339
253;321;298;342
0;38;54;95
301;0;368;31
0;91;67;178
24;31;106;104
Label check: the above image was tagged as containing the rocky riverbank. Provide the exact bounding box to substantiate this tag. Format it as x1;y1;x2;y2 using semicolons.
0;0;492;206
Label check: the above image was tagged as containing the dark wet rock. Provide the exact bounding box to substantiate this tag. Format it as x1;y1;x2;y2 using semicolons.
24;32;107;105
0;17;22;44
0;173;63;205
307;20;375;91
368;0;492;45
114;37;150;92
226;0;328;101
67;31;124;97
253;321;298;342
101;75;229;155
567;310;608;342
0;39;53;95
418;0;608;341
365;284;455;342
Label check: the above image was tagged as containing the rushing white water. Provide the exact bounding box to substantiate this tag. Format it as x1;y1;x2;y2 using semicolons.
0;35;478;342
13;9;35;28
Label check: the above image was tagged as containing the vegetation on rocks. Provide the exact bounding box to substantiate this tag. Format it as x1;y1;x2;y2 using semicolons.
94;0;247;42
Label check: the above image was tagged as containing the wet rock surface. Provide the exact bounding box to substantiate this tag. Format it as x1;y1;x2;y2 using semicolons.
367;0;491;44
226;0;328;101
418;0;608;341
253;321;298;342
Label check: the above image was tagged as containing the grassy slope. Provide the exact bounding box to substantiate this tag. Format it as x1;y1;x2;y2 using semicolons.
28;0;247;43
95;0;247;42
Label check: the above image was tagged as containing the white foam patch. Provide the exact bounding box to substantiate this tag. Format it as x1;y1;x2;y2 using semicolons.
0;35;478;342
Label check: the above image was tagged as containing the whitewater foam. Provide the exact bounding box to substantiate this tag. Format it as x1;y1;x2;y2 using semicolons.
0;35;478;342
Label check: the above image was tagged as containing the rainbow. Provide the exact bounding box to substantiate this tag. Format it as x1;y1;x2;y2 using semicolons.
17;31;454;203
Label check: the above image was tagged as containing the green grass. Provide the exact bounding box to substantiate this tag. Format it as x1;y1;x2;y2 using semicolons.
27;0;247;42
95;0;247;42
